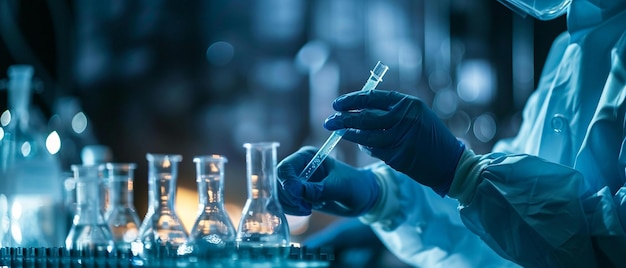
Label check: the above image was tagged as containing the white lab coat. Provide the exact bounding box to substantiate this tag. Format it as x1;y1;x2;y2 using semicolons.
360;3;626;268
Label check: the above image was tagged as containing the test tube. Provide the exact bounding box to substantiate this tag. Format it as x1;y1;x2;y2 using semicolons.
299;61;389;180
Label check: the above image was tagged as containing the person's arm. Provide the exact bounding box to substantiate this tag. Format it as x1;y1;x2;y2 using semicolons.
448;150;626;267
359;162;519;267
448;47;626;267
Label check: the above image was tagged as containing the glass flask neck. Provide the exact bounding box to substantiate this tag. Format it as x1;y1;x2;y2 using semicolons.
106;163;136;208
146;154;181;212
244;142;279;200
6;65;34;131
194;155;227;206
72;165;107;224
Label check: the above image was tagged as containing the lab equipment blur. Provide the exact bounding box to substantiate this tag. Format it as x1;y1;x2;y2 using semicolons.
181;155;236;258
237;142;290;251
299;61;388;181
104;163;141;251
134;153;188;259
65;164;114;252
0;65;66;247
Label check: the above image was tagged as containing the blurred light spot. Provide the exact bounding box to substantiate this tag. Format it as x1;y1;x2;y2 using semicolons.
398;41;422;69
72;112;88;134
46;131;61;155
206;41;235;66
11;222;21;244
1;110;11;126
473;114;497;142
11;201;21;219
448;111;472;136
457;60;494;104
428;70;452;92
0;128;4;141
76;43;109;85
254;0;304;42
121;48;152;76
295;40;329;73
253;59;300;92
20;142;31;157
175;187;198;234
313;0;362;48
433;89;458;119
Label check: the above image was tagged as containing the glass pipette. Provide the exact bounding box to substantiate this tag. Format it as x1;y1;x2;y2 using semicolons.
299;61;389;181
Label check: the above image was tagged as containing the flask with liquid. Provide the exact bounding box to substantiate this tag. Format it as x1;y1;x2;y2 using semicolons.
0;65;65;247
134;153;188;259
236;142;290;249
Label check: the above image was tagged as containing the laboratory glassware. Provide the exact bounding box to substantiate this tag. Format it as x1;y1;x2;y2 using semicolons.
0;64;66;247
134;153;188;258
299;61;389;181
65;164;114;252
237;142;290;249
81;145;113;214
181;155;236;257
104;163;141;251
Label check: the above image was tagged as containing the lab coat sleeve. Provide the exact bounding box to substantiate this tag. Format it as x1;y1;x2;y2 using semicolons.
448;150;626;267
358;162;520;268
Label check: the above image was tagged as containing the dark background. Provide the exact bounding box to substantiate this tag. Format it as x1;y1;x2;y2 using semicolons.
0;0;566;265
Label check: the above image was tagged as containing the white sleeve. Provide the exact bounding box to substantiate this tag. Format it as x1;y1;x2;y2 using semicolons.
448;150;626;267
358;162;519;268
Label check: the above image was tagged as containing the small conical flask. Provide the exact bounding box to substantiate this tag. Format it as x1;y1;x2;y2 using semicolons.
236;142;290;248
65;164;114;252
134;153;188;258
181;155;236;257
104;163;141;251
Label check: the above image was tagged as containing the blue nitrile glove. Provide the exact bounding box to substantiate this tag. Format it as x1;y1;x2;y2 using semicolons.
324;90;465;196
276;146;380;217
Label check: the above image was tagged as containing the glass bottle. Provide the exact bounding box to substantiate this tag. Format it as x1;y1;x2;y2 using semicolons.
181;155;236;257
134;154;188;258
104;163;141;251
236;142;290;248
0;64;66;247
65;164;114;251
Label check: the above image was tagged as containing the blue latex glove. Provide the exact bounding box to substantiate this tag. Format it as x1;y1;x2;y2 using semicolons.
276;146;380;217
324;90;465;196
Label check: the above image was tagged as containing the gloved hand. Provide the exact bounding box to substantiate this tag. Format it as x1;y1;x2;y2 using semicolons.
276;146;380;217
324;90;465;196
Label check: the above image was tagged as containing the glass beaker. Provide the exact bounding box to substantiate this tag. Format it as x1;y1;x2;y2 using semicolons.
181;155;236;257
236;142;290;248
134;154;188;258
65;164;114;252
104;163;141;251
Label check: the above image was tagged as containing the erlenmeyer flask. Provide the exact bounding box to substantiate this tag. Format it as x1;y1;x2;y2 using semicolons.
65;164;114;251
181;155;236;257
135;153;188;258
104;163;141;251
236;142;290;248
